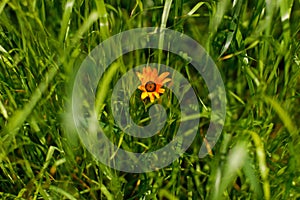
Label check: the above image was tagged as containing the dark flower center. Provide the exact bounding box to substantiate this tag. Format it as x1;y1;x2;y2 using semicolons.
145;81;156;92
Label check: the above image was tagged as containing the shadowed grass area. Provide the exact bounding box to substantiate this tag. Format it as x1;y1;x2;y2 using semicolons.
0;0;300;199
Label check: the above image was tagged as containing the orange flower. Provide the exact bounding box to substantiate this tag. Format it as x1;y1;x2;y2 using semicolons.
136;66;171;102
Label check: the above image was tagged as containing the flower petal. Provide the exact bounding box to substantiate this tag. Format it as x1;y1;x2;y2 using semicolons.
161;78;172;84
136;71;143;79
140;67;152;83
151;68;158;81
158;88;165;93
157;72;170;83
149;93;155;102
138;85;146;92
141;92;148;100
153;92;160;99
145;66;152;75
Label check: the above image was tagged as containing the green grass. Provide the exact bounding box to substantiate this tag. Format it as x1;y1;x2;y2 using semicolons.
1;0;300;199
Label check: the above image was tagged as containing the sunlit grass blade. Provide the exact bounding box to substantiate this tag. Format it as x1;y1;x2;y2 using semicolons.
0;64;58;149
248;130;270;200
59;0;75;43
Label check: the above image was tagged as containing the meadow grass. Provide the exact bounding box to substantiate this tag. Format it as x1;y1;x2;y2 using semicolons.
0;0;300;199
